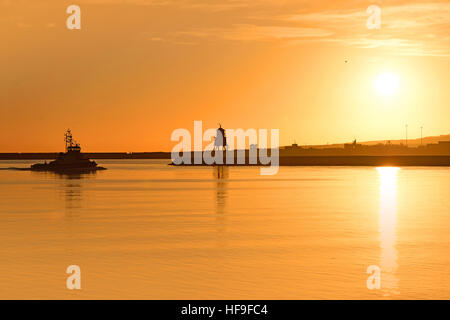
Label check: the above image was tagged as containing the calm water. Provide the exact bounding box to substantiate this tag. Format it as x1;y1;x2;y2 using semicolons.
0;160;449;299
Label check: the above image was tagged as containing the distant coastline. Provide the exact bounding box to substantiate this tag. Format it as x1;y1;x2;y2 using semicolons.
1;135;449;165
2;153;450;167
1;142;449;160
0;152;172;160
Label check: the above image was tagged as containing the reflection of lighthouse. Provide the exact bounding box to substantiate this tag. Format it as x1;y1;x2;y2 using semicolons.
214;124;227;151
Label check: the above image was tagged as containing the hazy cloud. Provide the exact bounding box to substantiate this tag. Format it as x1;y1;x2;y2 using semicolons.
3;0;449;56
282;2;450;56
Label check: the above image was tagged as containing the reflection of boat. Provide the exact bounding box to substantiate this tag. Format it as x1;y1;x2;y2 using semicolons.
31;130;106;173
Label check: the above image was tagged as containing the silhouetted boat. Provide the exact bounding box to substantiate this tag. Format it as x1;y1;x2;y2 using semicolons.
31;130;106;173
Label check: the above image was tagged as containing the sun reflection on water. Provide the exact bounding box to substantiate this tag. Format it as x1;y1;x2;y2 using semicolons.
377;167;400;296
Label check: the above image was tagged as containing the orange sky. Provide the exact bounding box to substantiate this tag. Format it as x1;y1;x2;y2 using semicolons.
1;0;449;152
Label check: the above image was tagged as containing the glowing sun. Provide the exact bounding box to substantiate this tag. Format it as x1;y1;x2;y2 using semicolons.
375;72;399;97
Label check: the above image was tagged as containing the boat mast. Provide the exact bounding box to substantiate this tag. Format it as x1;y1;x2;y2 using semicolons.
64;129;73;152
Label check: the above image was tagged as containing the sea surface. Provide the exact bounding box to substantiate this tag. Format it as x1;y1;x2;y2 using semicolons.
0;160;449;299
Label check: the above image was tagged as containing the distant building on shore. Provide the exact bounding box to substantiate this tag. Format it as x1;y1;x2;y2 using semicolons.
344;140;362;151
284;143;302;153
425;141;450;153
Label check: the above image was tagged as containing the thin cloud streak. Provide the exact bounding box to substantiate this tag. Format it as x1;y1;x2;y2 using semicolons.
166;1;450;56
176;25;333;42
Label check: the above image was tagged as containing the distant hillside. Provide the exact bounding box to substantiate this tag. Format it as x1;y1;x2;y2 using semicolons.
295;134;450;149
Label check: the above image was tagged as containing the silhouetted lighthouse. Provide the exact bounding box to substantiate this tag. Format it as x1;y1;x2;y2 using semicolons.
214;124;227;151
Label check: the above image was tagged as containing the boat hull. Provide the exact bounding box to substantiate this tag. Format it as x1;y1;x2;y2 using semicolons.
30;163;106;173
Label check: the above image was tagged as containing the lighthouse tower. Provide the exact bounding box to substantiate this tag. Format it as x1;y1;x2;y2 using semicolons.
214;124;227;151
